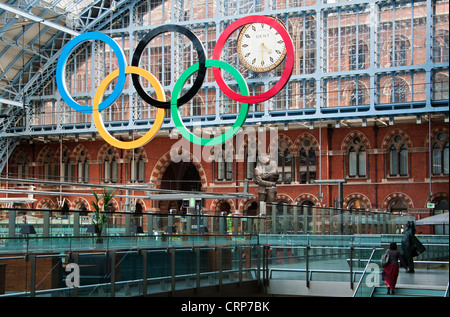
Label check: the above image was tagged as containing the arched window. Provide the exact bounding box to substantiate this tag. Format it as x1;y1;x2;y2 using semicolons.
349;40;368;70
347;198;367;210
245;141;258;179
277;141;291;184
17;152;29;181
433;72;449;100
104;148;118;183
348;137;366;177
298;138;316;184
388;197;408;212
130;148;145;183
43;151;57;180
432;133;449;175
191;96;203;116
77;150;89;183
392;36;410;66
215;144;233;181
350;86;367;106
77;202;88;216
389;135;408;176
433;31;449;63
388;77;410;104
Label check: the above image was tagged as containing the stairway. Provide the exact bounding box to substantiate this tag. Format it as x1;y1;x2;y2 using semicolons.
372;286;447;297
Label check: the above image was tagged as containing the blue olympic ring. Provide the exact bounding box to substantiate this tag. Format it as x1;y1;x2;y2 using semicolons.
56;32;127;113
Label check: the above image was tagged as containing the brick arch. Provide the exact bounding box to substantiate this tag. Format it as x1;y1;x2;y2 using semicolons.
210;199;236;213
382;192;414;209
381;128;413;149
97;144;121;161
424;126;449;147
36;145;57;163
149;149;207;187
341;130;371;151
294;193;320;206
36;198;57;210
123;148;148;161
268;133;294;154
238;196;258;211
55;145;71;161
134;198;148;211
92;197;120;211
275;193;293;204
293;132;320;153
72;197;91;211
10;148;31;164
71;144;92;161
428;192;448;209
236;134;264;160
343;193;372;209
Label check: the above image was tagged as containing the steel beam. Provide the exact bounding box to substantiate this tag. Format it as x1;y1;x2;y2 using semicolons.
0;3;80;36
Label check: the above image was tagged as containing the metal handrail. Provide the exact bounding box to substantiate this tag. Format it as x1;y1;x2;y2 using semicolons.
352;247;384;297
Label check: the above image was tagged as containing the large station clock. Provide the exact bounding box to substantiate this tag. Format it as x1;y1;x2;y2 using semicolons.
237;18;287;72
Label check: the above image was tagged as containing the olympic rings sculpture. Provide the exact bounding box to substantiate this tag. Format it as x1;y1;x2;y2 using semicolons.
56;15;294;149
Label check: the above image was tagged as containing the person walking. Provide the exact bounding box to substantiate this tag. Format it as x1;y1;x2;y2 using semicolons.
383;242;401;295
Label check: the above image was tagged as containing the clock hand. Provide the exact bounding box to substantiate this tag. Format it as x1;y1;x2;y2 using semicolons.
261;42;272;54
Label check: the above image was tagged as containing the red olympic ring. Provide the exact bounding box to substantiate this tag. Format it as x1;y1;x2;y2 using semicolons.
212;15;294;104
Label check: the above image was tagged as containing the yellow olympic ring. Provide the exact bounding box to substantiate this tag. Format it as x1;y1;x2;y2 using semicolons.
93;66;165;149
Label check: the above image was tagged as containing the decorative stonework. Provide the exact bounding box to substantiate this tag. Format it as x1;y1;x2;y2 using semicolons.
210;198;236;212
294;193;319;206
150;150;207;187
275;193;293;204
381;128;413;149
71;144;92;161
293;133;320;153
36;198;57;209
268;133;294;154
341;130;371;151
382;192;414;209
343;193;372;209
424;126;449;147
238;196;257;211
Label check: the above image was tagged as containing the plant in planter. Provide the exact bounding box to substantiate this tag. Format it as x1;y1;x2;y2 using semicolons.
90;189;115;242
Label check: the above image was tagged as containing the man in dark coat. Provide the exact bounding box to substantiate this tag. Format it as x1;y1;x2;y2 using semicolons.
401;221;426;273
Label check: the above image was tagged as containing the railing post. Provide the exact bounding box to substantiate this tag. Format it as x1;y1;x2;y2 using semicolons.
237;246;243;287
293;206;298;234
350;246;354;290
109;250;116;297
263;245;270;287
195;247;201;292
70;252;79;297
43;210;50;237
306;246;310;288
29;254;36;297
147;214;154;235
170;248;176;295
271;204;277;234
73;211;80;236
217;247;222;291
140;249;147;296
256;245;261;286
8;210;16;237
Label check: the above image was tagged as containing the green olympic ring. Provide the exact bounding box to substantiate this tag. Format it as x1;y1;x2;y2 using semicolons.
171;59;249;146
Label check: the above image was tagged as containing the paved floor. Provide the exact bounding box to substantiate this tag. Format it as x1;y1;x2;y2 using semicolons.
396;267;449;289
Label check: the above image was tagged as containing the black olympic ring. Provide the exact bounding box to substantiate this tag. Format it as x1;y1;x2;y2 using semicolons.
131;24;207;109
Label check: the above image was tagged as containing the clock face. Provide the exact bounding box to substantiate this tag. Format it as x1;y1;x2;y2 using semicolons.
237;21;287;72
